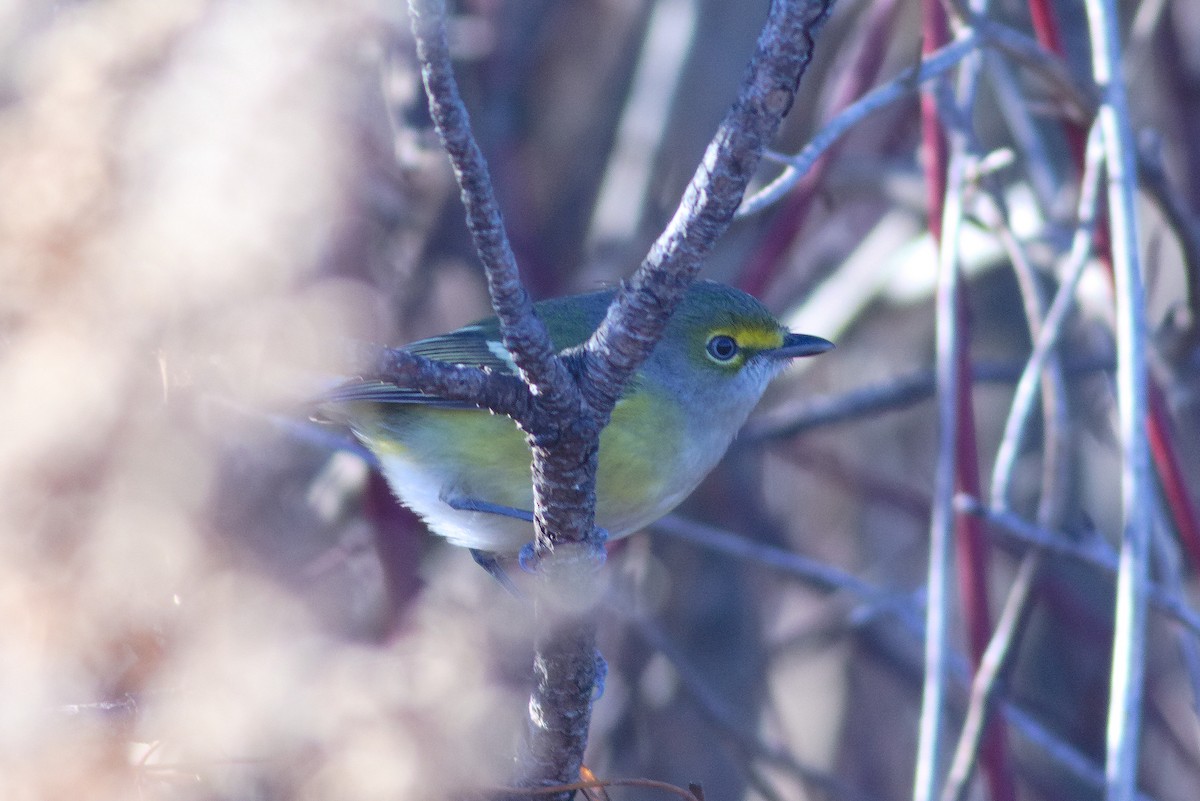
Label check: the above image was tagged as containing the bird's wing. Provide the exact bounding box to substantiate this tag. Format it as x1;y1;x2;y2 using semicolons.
327;288;617;410
327;325;513;409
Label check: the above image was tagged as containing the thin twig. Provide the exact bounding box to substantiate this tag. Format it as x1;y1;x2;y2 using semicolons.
981;50;1060;221
742;357;1114;442
973;192;1071;528
940;552;1041;801
737;0;902;296
366;344;533;420
1002;704;1159;801
960;498;1200;638
938;143;1074;801
913;6;988;795
652;515;925;635
1146;383;1200;572
1148;507;1200;724
989;121;1106;510
1083;0;1154;798
942;43;1018;795
1022;0;1200;605
737;19;1094;219
778;442;932;522
654;508;1181;801
739;33;982;217
973;18;1096;124
632;616;878;801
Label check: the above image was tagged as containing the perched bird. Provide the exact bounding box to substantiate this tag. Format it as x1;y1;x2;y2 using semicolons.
326;280;832;577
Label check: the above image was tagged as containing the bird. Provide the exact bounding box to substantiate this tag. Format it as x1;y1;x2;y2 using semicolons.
324;280;832;580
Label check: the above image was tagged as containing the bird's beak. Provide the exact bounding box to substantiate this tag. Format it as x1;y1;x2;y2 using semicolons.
769;332;834;359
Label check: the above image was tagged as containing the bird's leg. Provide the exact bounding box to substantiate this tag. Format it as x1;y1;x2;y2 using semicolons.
440;492;608;580
441;494;534;522
517;526;609;573
468;548;522;597
440;493;532;593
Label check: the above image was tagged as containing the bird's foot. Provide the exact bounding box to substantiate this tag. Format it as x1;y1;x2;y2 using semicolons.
518;526;608;573
592;651;608;701
469;549;522;598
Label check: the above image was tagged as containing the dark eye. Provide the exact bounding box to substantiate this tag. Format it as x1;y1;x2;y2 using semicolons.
706;334;739;362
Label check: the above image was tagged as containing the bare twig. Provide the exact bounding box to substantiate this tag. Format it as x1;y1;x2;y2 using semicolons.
1002;704;1159;801
989;121;1105;510
652;515;925;635
1082;1;1154;798
738;33;982;217
738;0;901;295
913;4;994;796
654;508;1182;801
1148;508;1200;724
778;442;932;522
632;616;877;801
960;498;1200;638
737;19;1094;220
981;50;1059;220
973;18;1096;124
366;344;533;420
918;0;1023;794
1146;384;1200;571
742;357;1114;442
941;552;1040;801
975;193;1072;526
939;143;1076;801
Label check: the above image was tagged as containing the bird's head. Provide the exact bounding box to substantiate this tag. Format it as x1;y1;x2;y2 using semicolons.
638;281;832;417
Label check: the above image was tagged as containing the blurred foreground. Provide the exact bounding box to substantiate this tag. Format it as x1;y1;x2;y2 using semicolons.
2;2;1199;800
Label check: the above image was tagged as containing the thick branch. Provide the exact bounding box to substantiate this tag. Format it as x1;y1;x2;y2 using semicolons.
398;2;838;799
365;345;533;421
520;1;839;795
407;0;577;415
580;0;838;417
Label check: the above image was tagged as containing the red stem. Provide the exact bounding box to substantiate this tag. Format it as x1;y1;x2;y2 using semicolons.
920;0;949;242
1148;382;1200;567
1027;0;1200;573
922;1;1015;798
1027;0;1087;169
954;296;992;667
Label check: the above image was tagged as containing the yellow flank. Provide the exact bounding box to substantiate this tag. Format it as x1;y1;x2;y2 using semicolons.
709;326;783;353
363;388;682;530
596;389;680;522
370;407;533;509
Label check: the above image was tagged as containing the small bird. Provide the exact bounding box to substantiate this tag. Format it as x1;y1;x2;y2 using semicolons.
327;280;831;577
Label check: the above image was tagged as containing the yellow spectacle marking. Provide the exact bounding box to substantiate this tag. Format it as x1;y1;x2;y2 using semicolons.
708;326;784;352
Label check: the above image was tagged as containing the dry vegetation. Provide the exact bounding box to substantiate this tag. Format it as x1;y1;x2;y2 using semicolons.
1;0;1198;800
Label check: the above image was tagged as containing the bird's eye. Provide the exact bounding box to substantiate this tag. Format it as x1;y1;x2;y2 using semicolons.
706;334;739;362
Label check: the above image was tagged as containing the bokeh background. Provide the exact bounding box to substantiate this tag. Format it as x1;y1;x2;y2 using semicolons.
2;0;1199;799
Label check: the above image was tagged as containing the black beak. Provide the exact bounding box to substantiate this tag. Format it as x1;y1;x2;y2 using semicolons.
770;332;835;359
